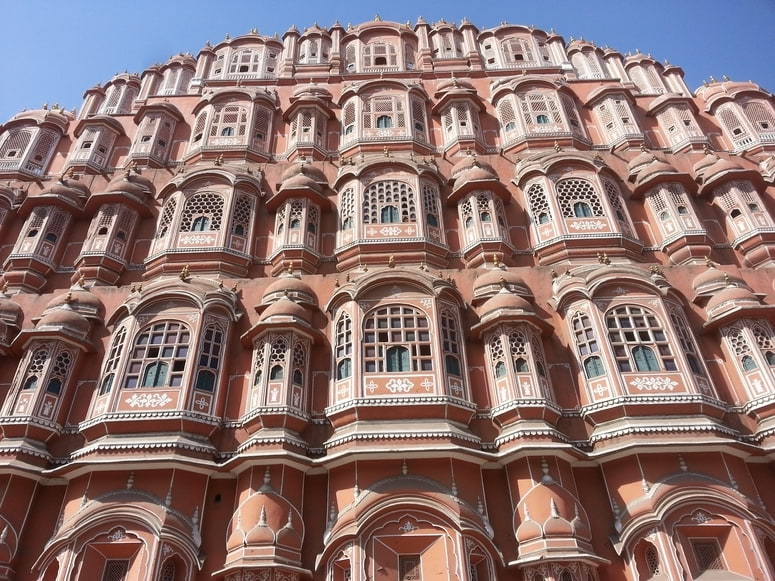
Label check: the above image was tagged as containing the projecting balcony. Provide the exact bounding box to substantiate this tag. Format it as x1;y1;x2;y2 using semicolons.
0;157;49;179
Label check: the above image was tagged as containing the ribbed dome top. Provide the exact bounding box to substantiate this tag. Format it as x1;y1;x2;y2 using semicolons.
280;162;326;184
636;157;677;184
693;152;719;175
627;149;664;175
262;275;315;303
436;77;475;93
692;265;745;294
0;293;22;326
45;288;103;319
39;178;89;204
259;296;310;323
479;290;532;318
37;305;91;336
701;156;744;182
473;269;527;294
106;170;154;198
451;156;495;178
706;285;759;311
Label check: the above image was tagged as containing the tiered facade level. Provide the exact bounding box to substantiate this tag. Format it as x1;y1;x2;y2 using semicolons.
2;15;775;581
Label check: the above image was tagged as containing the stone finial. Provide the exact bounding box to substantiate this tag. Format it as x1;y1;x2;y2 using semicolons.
63;292;73;305
388;255;396;268
77;275;86;288
383;146;390;157
705;257;715;269
225;33;230;40
551;269;558;280
258;505;267;526
402;459;408;475
334;277;340;288
126;472;135;489
597;252;611;265
650;265;662;276
373;13;381;21
550;499;560;518
709;75;717;83
554;141;563;152
179;264;190;281
250;28;257;34
214;154;224;166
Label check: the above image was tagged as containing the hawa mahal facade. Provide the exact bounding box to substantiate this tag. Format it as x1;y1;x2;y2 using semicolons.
1;15;775;581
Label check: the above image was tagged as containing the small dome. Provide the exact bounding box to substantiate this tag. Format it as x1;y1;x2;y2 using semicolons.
106;170;154;198
45;288;103;319
693;151;719;176
706;285;759;311
692;265;745;295
627;148;664;175
543;512;574;538
291;84;333;100
259;296;310;323
453;164;499;191
279;172;322;194
473;268;527;297
0;293;22;327
451;156;495;178
279;162;326;184
436;77;476;93
479;290;532;318
263;276;315;303
37;305;91;336
39;177;89;204
701;156;744;183
515;481;591;545
636;157;677;185
226;487;303;553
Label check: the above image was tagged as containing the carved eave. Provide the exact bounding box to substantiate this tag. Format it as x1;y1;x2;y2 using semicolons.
282;97;336;122
73;115;126;139
240;313;323;346
325;268;460;314
338;80;429;105
645;93;699;116
510;551;610;568
333;156;443;189
11;326;93;354
696;166;763;196
431;90;485;115
2;108;71;135
193;87;279;116
132;101;184;124
106;277;241;327
448;171;510;205
16;188;87;218
583;84;636;107
490;76;569;104
549;265;672;312
84;188;153;217
159;166;264;199
267;183;332;212
470;308;553;338
703;304;775;331
699;82;773;114
514;151;609;186
632;167;694;198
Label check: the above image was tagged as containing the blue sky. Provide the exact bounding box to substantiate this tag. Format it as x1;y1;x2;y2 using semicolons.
1;0;773;121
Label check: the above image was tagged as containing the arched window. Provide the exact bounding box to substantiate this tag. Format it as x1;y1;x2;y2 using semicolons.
209;104;249;143
363;181;417;225
195;325;223;392
363;306;432;373
607;306;676;373
268;336;288;382
335;314;353;380
557;179;605;218
124;322;190;389
156;198;177;239
669;309;706;376
422;183;442;230
99;327;127;395
21;347;49;392
527;182;553;226
376;115;393;129
495;360;506;378
270;364;284;380
572;313;605;379
441;310;462;377
191;216;210;232
340;189;355;231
